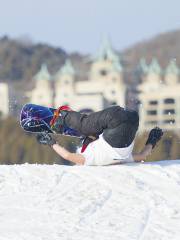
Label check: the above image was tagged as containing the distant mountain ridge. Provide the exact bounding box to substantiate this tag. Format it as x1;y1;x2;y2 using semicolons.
0;29;180;84
0;36;67;82
122;29;180;70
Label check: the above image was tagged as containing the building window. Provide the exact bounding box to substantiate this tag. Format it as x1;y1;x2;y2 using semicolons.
100;69;107;76
163;109;175;115
163;119;175;124
110;101;117;106
149;100;158;105
147;110;157;115
164;98;175;104
146;121;158;125
64;80;69;84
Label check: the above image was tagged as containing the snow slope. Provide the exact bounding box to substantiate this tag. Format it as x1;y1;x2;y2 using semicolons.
0;161;180;240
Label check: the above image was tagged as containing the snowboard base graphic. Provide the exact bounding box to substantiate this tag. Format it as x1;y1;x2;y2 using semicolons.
20;104;81;138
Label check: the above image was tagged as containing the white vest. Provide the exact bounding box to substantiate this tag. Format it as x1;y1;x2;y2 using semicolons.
80;134;134;166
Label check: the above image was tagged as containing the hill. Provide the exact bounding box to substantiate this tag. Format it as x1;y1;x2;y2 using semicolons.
1;30;180;115
0;36;89;85
122;29;180;71
1;29;180;86
0;161;180;239
0;36;67;82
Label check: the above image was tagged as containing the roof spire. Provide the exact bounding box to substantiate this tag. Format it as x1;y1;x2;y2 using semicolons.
34;63;51;81
148;58;162;75
91;35;123;72
61;59;75;75
55;59;75;78
139;58;148;74
94;35;119;62
165;59;179;75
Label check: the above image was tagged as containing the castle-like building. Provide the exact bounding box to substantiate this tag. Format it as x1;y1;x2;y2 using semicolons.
0;37;179;136
0;83;9;117
138;58;180;132
29;39;180;132
30;38;126;112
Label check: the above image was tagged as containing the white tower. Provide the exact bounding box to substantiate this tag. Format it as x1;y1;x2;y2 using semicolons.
90;37;125;107
0;83;9;117
54;60;75;108
30;64;53;107
138;58;180;132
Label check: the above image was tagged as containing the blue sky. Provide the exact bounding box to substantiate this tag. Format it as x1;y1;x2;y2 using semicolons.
0;0;179;54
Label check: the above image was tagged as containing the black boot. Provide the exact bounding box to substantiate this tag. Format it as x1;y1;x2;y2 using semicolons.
51;111;69;134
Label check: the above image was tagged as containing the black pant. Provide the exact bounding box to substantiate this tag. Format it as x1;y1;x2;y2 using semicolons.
64;106;139;148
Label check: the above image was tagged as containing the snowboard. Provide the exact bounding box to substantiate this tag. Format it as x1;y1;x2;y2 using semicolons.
20;103;81;138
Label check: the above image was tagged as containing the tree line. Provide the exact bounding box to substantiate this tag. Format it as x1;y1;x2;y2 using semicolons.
0;117;179;165
0;36;67;82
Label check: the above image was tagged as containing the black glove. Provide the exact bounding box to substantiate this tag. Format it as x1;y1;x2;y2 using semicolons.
146;127;163;148
36;133;56;146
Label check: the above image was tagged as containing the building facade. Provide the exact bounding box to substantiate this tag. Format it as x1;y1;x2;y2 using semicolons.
29;64;53;107
138;58;180;132
29;40;180;133
0;83;9;117
30;38;126;112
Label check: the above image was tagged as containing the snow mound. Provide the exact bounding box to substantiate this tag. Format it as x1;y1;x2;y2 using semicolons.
0;160;180;240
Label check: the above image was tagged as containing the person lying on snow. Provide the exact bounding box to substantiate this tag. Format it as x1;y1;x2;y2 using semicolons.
36;105;163;166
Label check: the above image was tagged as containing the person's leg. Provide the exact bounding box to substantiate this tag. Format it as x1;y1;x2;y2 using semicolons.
103;111;139;148
64;106;139;146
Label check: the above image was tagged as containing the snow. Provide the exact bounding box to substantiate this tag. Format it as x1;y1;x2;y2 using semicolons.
0;161;180;240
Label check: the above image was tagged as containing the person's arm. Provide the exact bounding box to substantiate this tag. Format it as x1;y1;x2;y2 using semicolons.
52;144;85;165
133;144;152;162
133;127;163;163
36;133;85;165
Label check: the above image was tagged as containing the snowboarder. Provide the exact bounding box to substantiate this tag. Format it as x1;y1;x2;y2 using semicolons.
36;105;163;165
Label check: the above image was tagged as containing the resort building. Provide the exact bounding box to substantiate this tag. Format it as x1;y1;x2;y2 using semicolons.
30;64;53;107
30;38;126;112
0;82;9;117
138;58;180;132
29;40;180;133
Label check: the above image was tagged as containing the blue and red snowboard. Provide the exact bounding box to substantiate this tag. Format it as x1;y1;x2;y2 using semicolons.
20;103;81;137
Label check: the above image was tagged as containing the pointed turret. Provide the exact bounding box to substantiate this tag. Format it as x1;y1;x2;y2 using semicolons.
140;58;162;88
54;59;75;82
112;60;123;72
34;64;51;81
165;59;179;75
93;36;120;62
30;64;53;106
165;59;179;85
91;36;123;73
59;59;75;76
136;58;148;83
54;59;75;108
148;58;162;75
139;58;148;74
